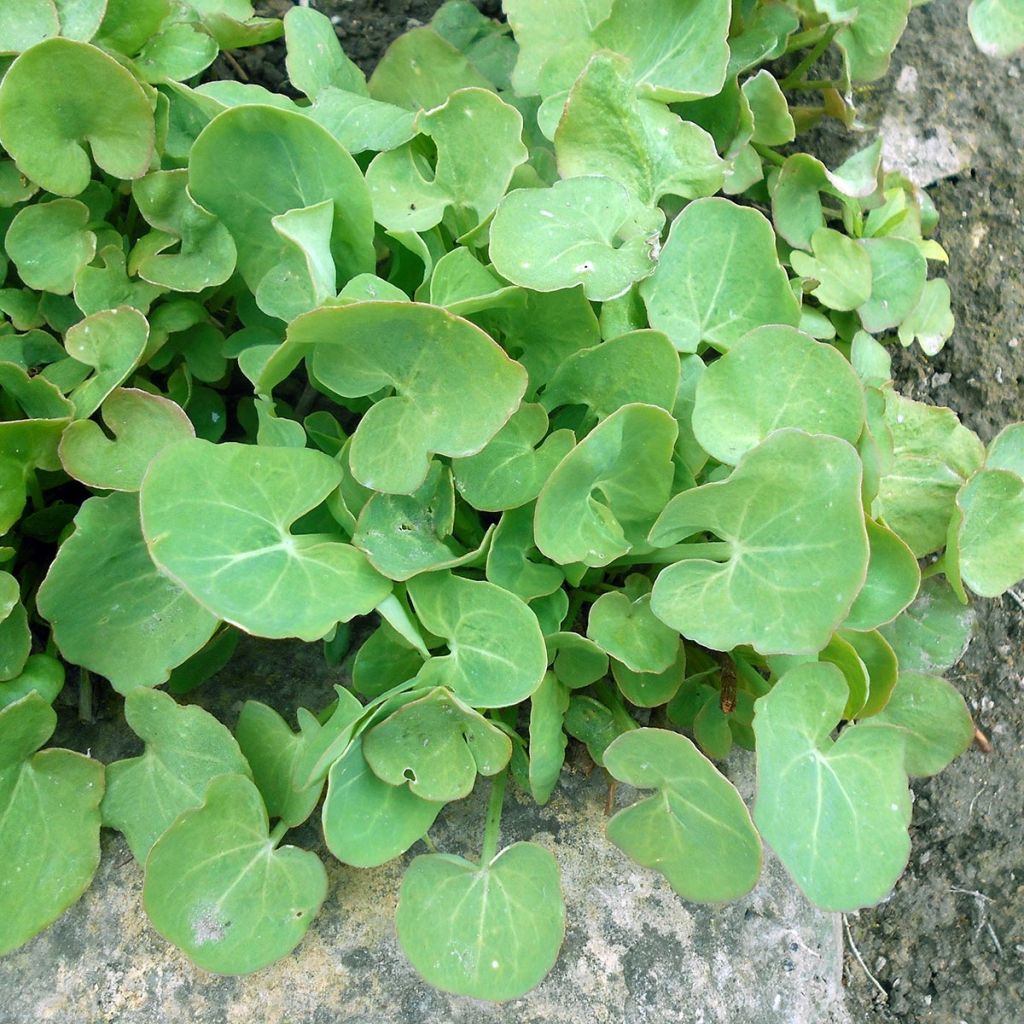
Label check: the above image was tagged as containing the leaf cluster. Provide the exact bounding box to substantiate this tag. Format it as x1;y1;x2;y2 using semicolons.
0;0;1019;1001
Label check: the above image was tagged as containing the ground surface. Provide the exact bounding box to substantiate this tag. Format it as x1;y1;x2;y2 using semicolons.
2;2;1021;1022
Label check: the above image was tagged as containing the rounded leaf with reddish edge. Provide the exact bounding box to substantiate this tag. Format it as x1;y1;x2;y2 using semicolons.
535;403;677;568
753;663;912;911
407;572;547;708
0;694;104;956
59;388;195;492
859;672;974;777
262;302;527;496
691;325;865;466
396;842;565;1001
603;727;762;902
650;430;869;656
143;773;327;975
37;492;218;693
640;197;800;354
188;104;374;299
323;737;444;868
140;439;391;640
0;38;155;196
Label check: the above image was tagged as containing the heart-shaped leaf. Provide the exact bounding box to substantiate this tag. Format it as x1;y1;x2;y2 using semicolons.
650;430;869;655
0;694;104;955
952;468;1024;598
101;688;251;861
691;325;865;465
859;672;974;777
535;403;677;567
141;439;391;640
367;88;527;234
485;505;565;602
489;176;663;301
603;727;762;901
59;388;195;491
363;687;511;802
5;198;96;294
264;301;527;495
323;736;444;867
587;576;678;674
396;841;565;1000
879;577;975;675
143;773;327;974
640;197;801;353
0;653;64;709
407;571;547;707
611;641;686;707
753;662;911;911
283;5;367;100
0;38;155;196
37;492;219;692
64;306;149;419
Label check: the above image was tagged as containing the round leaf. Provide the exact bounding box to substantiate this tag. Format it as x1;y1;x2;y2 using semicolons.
753;663;911;911
141;439;391;640
143;773;328;974
0;38;155;196
603;727;762;902
64;306;149;419
396;842;565;1001
843;518;920;632
692;325;865;465
587;586;678;674
5;198;96;294
650;430;869;655
954;468;1024;598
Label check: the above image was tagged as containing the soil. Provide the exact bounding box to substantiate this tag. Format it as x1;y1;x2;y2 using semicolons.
35;2;1024;1021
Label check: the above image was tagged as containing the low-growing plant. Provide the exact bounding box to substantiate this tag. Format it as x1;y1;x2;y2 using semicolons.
0;0;1022;1001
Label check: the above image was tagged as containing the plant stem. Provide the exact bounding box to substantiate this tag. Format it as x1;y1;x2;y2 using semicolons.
752;143;787;168
78;668;93;724
781;26;839;88
920;556;946;580
786;78;844;92
479;769;508;866
632;542;733;566
25;469;44;511
784;25;830;54
269;821;289;847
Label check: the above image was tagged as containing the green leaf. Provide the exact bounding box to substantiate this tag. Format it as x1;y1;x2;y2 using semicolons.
593;0;731;102
5;198;96;294
101;688;251;861
235;701;324;828
53;0;107;42
37;492;219;692
452;403;575;512
266;301;526;496
283;5;366;99
367;88;527;234
369;25;493;110
426;247;521;316
351;622;425;699
691;325;865;465
897;278;954;355
640;197;801;353
408;571;548;707
541;329;680;421
323;736;443;867
135;22;219;83
489;176;663;302
743;69;795;146
843;628;899;719
969;0;1024;58
843;519;921;632
485;505;565;602
0;361;72;472
611;641;686;707
396;841;565;1000
0;653;64;709
0;694;103;956
859;672;974;777
986;421;1024;476
76;245;165;316
879;577;975;675
587;576;678;673
650;430;869;655
554;51;724;205
59;388;195;491
953;468;1024;597
131;170;237;292
141;439;391;640
535;403;677;567
64;307;149;419
857;238;927;333
528;672;569;804
188;105;375;310
604;727;762;901
828;0;911;82
0;586;31;682
94;0;170;53
791;228;872;311
0;38;155;196
143;773;327;974
0;0;59;53
546;632;609;687
363;686;511;801
753;662;911;910
308;87;416;155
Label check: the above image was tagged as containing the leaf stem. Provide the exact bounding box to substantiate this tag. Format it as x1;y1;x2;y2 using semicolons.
631;542;733;566
752;143;787;168
781;25;839;88
786;78;845;93
479;769;508;866
920;556;946;580
269;820;289;847
78;667;93;724
25;469;44;511
376;592;431;658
